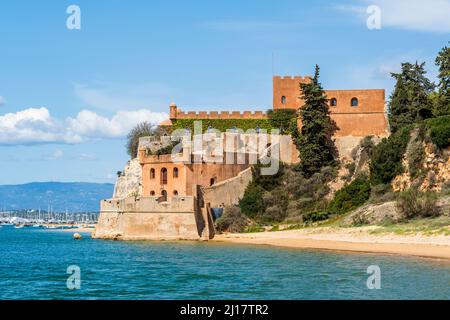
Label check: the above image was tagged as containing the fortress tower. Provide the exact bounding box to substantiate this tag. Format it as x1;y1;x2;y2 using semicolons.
273;76;389;137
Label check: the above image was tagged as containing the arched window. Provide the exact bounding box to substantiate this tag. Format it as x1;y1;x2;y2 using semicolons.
173;167;179;178
161;168;168;185
150;168;156;179
281;96;286;105
161;190;168;202
210;177;217;186
330;98;337;107
150;191;155;196
173;190;178;196
351;97;359;107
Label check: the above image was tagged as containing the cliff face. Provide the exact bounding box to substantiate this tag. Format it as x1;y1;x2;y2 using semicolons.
113;158;142;199
392;140;450;192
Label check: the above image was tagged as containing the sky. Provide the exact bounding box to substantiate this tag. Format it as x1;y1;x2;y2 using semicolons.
0;0;449;185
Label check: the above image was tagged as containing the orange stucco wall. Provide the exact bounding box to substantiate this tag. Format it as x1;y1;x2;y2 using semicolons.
139;151;250;198
274;76;389;137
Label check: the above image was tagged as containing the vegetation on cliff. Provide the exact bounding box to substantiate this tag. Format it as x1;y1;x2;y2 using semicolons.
231;45;450;232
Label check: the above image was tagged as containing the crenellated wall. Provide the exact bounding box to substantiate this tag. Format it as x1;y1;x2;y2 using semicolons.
170;104;268;120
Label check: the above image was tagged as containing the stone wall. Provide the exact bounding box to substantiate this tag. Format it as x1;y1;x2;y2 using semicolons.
202;167;253;208
93;196;203;240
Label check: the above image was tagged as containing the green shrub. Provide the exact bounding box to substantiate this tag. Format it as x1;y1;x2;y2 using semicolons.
370;125;412;184
261;189;289;222
244;225;266;233
252;162;285;192
238;183;265;218
215;206;248;233
303;211;329;223
396;188;441;220
370;184;396;203
407;138;425;179
425;115;450;149
327;175;371;215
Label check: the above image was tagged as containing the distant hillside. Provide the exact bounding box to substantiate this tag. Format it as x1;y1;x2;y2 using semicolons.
0;182;114;212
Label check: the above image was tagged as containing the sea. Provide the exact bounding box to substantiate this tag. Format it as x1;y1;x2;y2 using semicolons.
0;226;449;300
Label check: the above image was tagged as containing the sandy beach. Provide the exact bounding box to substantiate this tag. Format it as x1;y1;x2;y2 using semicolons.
214;227;450;261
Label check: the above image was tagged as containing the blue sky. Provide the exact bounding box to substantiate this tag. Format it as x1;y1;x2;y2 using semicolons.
0;0;449;184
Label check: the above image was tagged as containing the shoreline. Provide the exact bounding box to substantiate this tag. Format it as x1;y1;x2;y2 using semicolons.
49;224;450;261
214;227;450;261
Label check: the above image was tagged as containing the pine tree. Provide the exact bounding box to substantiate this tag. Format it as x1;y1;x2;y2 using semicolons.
388;62;434;133
435;44;450;116
296;65;338;178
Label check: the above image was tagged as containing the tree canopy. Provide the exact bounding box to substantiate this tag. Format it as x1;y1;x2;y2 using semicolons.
295;65;338;177
388;62;435;133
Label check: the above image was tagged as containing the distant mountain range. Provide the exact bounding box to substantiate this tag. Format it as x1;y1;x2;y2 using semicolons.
0;182;115;212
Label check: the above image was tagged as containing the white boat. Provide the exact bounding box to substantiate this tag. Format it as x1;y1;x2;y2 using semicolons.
14;225;24;229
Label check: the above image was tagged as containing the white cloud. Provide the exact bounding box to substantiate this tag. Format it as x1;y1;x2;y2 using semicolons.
106;173;116;180
337;0;450;33
0;107;168;145
66;109;168;139
46;150;64;160
0;96;5;106
0;107;75;145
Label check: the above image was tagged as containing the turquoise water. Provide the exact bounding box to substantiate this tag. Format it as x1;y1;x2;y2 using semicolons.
0;226;449;300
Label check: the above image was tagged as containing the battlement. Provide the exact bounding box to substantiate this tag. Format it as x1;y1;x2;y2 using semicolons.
273;75;312;82
170;104;268;120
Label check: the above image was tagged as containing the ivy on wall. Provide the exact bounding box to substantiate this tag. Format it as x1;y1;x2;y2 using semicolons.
171;109;298;135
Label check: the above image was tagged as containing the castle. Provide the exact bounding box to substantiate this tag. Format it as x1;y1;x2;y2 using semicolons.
93;76;389;241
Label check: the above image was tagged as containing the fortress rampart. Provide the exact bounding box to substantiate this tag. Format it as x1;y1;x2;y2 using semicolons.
95;74;390;242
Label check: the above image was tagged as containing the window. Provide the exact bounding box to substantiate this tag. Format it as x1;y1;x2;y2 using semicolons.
161;168;168;185
173;167;179;178
173;190;178;196
150;191;155;196
351;97;359;107
330;98;337;107
150;168;156;179
281;96;286;105
210;177;217;186
161;190;168;202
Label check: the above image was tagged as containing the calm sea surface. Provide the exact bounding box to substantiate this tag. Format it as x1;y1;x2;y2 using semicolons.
0;226;449;300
